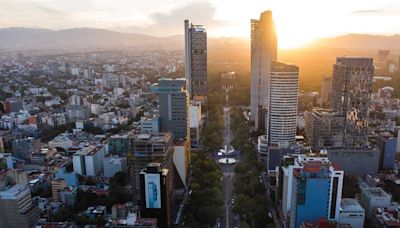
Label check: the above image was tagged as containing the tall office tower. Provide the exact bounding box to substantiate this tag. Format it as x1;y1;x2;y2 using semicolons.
140;163;173;228
250;10;277;129
288;156;343;228
184;20;207;100
321;76;332;108
151;78;189;140
268;62;299;146
0;184;40;228
331;57;373;148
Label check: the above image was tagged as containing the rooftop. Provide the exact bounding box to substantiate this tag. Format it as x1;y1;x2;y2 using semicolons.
340;198;365;212
363;187;391;198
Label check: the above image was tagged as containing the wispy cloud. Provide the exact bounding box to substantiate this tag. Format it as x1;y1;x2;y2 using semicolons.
351;8;400;15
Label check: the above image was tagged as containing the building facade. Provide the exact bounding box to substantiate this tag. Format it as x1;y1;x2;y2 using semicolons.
140;163;173;228
151;78;189;140
268;62;299;145
0;184;40;228
250;10;277;129
184;20;207;99
331;57;373;148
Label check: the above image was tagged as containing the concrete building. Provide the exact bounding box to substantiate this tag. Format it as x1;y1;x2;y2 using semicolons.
140;163;173;228
0;184;40;228
397;129;400;153
331;57;373;148
339;198;365;228
305;109;345;151
327;147;380;176
184;20;207;99
360;187;391;218
140;116;160;133
48;133;73;152
12;137;41;161
66;106;90;122
131;133;174;199
5;98;23;113
321;76;332;108
73;145;106;176
151;78;189;140
268;62;299;145
103;155;127;178
108;134;131;155
60;186;77;207
250;10;277;129
277;155;343;228
51;179;67;202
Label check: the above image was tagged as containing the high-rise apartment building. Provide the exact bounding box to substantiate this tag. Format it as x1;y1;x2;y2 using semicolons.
151;78;189;140
268;62;299;146
331;57;373;148
250;10;277;129
0;184;40;228
184;20;207;99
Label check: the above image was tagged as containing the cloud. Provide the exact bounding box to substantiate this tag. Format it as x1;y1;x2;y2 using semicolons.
351;8;400;16
120;1;231;36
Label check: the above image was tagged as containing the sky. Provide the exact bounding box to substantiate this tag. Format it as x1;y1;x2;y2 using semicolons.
1;0;400;48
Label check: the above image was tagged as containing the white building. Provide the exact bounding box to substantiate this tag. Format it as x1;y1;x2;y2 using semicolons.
73;145;106;176
360;187;391;218
103;155;127;178
189;102;202;149
257;135;268;156
48;133;73;151
268;62;299;146
339;198;365;228
140;116;160;133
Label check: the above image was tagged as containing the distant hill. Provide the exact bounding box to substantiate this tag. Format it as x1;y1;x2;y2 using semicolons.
0;27;183;51
314;34;400;51
1;27;399;53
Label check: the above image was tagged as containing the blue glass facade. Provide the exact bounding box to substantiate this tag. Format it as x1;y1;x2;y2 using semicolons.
290;171;331;228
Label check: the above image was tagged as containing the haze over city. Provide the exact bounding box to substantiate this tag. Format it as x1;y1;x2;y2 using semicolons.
1;0;400;48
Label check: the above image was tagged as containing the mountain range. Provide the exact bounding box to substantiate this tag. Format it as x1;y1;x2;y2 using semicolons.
1;27;400;52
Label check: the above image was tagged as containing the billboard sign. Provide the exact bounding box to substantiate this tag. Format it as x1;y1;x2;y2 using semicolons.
144;173;161;208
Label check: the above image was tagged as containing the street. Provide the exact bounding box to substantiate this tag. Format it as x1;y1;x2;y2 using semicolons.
219;106;238;228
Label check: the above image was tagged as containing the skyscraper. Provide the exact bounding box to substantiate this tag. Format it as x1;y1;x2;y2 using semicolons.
151;78;189;140
268;62;299;146
250;10;277;129
331;57;373;148
184;20;207;100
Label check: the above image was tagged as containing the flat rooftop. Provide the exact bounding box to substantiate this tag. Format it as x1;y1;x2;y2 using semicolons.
363;187;391;198
340;198;365;212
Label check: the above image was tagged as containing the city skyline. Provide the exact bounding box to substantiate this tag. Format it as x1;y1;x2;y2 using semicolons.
1;0;400;48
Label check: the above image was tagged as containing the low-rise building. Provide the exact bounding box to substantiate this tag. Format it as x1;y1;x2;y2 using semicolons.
339;198;365;228
360;187;391;218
